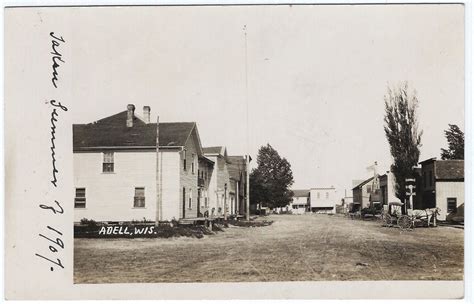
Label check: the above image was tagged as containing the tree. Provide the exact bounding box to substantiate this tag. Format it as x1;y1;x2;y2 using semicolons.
383;82;423;210
249;144;294;209
441;124;464;160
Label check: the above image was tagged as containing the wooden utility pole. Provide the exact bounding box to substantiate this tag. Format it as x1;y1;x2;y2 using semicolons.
246;155;250;221
243;24;250;221
155;115;162;226
224;183;228;220
236;179;240;215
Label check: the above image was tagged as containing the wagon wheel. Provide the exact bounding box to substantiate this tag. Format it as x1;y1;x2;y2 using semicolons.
383;214;393;227
397;215;413;230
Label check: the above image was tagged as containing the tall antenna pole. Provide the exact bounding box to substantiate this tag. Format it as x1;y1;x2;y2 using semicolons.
244;24;250;221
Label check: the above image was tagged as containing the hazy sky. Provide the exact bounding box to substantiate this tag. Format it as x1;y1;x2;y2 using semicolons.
69;5;464;196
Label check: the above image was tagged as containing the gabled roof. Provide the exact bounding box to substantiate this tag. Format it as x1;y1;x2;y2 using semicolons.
292;190;310;197
203;146;229;162
73;110;198;151
352;176;374;190
199;156;215;165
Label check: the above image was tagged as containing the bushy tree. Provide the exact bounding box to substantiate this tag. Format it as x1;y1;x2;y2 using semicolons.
383;82;423;209
441;124;464;160
249;144;294;209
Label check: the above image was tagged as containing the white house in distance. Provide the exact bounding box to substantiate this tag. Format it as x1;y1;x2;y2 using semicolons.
290;189;310;214
310;187;337;214
73;104;215;223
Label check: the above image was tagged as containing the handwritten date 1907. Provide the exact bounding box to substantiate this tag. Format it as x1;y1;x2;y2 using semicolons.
35;225;65;271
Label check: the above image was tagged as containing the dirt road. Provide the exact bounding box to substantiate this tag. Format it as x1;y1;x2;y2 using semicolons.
74;214;463;283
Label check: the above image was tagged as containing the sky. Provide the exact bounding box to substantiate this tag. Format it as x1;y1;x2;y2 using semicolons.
68;4;465;198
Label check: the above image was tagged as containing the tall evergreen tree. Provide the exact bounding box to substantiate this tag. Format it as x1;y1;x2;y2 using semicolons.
441;124;464;160
383;82;423;210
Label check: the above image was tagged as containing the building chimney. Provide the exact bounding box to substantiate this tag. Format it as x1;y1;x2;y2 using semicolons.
126;104;135;127
143;106;151;124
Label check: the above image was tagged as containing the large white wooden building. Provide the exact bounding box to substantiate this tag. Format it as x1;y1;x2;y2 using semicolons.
73;104;248;223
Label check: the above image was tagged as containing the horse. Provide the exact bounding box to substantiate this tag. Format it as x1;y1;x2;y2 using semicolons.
410;207;441;227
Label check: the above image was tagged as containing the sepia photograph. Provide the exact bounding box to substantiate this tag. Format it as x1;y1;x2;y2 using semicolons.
70;4;464;284
3;2;469;300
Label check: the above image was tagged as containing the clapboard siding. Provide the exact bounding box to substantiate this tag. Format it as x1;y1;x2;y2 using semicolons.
179;128;200;219
74;151;157;222
160;151;181;221
74;150;181;222
206;155;219;216
435;181;464;221
204;155;231;217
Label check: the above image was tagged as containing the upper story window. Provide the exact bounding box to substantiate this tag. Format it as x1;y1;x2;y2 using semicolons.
74;188;86;208
134;187;145;208
326;192;329;199
192;153;195;174
183;149;187;171
317;192;320;199
367;185;372;193
103;152;114;173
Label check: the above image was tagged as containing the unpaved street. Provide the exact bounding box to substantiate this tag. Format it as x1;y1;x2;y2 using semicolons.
74;214;463;283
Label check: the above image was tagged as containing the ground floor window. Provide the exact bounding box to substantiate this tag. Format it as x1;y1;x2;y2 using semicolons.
293;204;307;209
74;188;86;208
447;198;457;213
134;187;145;208
188;189;192;209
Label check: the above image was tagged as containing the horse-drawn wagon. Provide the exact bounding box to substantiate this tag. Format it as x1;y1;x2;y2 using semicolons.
381;202;440;230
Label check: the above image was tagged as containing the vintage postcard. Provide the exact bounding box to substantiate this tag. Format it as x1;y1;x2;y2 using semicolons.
4;2;468;300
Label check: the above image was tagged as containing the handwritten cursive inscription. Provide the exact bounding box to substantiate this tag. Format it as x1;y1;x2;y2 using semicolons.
49;100;68;187
36;32;68;272
50;32;65;88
